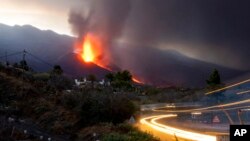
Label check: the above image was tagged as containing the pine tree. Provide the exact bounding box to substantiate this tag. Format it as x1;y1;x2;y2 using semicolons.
206;69;221;86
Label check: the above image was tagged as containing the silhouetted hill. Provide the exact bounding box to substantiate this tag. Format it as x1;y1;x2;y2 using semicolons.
0;24;109;78
0;23;246;86
115;45;246;87
57;52;110;78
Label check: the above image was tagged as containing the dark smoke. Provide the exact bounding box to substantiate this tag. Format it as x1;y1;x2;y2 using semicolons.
68;11;90;37
123;0;250;70
68;0;250;86
68;0;131;65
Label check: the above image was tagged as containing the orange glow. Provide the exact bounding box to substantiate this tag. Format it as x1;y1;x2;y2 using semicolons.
205;79;250;95
75;33;145;84
76;33;112;70
140;115;216;141
82;38;94;62
132;77;144;84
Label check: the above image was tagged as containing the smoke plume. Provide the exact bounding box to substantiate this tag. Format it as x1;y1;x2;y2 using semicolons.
68;0;131;67
68;0;250;86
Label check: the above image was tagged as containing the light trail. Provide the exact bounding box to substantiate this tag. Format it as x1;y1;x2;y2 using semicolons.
205;79;250;95
153;99;250;113
140;115;216;141
237;90;250;95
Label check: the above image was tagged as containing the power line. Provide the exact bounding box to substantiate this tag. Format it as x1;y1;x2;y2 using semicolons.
0;51;23;59
26;52;54;67
0;50;73;75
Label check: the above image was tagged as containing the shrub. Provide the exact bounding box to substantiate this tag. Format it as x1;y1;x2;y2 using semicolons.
102;133;129;141
61;93;79;109
80;92;138;126
128;131;159;141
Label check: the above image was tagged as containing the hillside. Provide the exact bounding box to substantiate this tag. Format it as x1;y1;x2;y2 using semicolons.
0;23;247;86
0;64;158;141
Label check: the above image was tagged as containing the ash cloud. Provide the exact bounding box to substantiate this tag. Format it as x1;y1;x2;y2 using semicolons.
68;0;250;86
68;0;131;65
123;0;250;70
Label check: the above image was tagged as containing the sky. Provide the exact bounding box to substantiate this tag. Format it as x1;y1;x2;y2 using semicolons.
1;0;250;72
0;0;85;36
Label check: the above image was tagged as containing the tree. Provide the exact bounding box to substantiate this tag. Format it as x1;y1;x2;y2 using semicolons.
115;70;132;82
87;74;96;83
206;69;221;86
113;70;133;90
105;73;114;82
48;65;70;91
52;65;63;75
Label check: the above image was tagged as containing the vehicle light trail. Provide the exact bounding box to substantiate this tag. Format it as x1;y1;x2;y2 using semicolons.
153;98;250;113
237;90;250;95
205;79;250;95
140;115;216;141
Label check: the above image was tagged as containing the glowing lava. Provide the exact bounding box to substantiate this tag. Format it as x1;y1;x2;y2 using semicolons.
82;38;94;62
79;34;103;65
76;33;144;84
132;77;143;84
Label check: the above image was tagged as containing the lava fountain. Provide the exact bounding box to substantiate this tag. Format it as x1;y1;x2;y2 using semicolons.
76;33;111;70
76;33;144;84
82;38;94;63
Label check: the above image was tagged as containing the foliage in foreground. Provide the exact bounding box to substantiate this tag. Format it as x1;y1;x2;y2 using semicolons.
77;123;159;141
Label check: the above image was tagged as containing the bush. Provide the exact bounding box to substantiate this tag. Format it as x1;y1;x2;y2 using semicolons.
34;104;50;115
102;131;159;141
80;92;138;125
33;73;50;82
48;75;73;91
61;93;80;109
128;131;159;141
117;123;137;133
102;133;129;141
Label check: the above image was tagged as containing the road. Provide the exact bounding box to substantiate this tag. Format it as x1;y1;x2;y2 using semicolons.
140;99;250;141
139;79;250;141
140;114;217;141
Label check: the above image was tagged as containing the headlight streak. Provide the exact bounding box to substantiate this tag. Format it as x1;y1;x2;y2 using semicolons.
205;79;250;95
237;90;250;95
153;99;250;113
140;115;216;141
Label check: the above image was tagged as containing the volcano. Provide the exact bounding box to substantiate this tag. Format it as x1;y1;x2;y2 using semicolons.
56;52;110;79
0;24;247;87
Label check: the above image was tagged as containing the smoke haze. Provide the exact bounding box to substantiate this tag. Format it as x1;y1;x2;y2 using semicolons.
68;0;250;86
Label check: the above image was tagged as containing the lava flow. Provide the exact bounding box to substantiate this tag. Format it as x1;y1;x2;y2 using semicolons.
132;77;144;84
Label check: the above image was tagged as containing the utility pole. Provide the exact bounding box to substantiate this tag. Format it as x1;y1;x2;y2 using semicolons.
238;109;244;125
5;51;7;63
22;50;26;62
5;51;9;66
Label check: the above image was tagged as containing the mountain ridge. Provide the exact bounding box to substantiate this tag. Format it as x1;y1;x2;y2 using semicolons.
0;23;247;86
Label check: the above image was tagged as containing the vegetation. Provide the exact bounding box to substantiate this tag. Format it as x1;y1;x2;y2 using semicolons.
48;65;72;91
13;60;32;71
77;123;159;141
80;92;138;125
51;65;63;75
87;74;97;83
0;63;210;141
0;65;151;141
206;69;221;86
106;70;133;90
206;69;226;103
